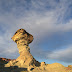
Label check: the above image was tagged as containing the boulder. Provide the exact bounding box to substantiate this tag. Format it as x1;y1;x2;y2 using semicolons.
41;62;46;66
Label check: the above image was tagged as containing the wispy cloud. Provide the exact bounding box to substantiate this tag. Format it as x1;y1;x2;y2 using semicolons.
47;45;72;63
0;0;72;64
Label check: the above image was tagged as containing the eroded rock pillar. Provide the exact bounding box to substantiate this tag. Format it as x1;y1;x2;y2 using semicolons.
5;29;40;68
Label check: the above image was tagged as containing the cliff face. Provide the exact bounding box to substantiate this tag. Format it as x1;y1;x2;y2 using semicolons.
5;29;40;68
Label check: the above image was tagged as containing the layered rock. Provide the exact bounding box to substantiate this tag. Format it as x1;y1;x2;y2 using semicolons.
5;29;40;68
0;58;12;62
32;63;67;72
4;28;72;72
68;65;72;70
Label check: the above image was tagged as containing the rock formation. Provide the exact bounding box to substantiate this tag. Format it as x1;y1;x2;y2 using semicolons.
5;29;40;68
0;58;12;62
31;63;69;72
68;65;72;70
4;28;72;72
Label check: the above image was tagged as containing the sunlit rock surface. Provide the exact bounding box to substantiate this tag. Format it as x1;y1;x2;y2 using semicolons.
5;29;40;68
3;29;72;72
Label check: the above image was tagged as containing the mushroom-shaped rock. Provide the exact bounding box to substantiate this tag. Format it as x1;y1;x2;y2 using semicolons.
11;29;33;45
5;29;40;68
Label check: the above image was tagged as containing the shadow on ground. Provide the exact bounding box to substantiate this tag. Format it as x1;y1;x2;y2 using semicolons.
0;60;28;72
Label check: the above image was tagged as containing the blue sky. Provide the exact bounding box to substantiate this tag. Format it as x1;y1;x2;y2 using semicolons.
0;0;72;67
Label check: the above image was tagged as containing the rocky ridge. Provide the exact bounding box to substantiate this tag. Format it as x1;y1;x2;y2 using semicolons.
0;58;11;62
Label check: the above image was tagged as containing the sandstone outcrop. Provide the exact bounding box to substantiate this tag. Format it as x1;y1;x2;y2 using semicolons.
68;65;72;70
4;28;72;72
5;29;40;68
0;58;12;62
32;63;69;72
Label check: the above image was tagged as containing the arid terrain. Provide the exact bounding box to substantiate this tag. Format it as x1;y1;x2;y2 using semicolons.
0;29;72;72
0;57;72;72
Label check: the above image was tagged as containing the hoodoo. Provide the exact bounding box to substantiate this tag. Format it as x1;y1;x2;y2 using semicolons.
5;29;70;72
5;29;40;68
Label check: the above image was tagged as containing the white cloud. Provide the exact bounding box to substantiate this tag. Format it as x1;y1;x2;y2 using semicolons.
48;45;72;63
0;0;72;62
